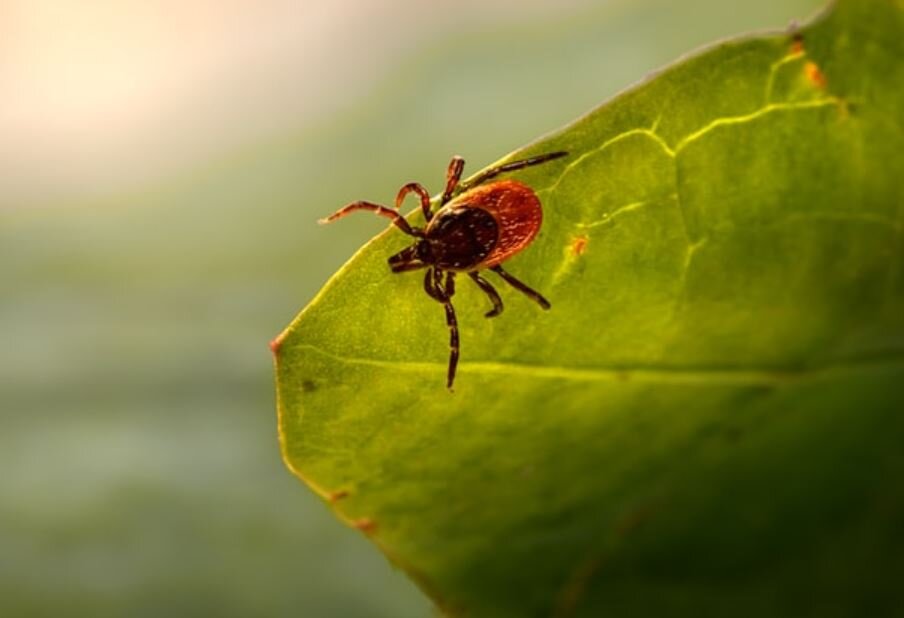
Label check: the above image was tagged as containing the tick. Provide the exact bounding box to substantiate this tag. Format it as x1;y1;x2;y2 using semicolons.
319;151;568;389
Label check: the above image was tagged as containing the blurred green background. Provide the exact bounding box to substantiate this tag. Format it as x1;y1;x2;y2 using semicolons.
1;0;824;615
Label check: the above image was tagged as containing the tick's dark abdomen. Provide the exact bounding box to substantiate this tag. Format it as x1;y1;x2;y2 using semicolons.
427;207;499;270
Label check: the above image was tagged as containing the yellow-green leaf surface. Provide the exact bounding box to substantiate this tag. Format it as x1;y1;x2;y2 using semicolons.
275;1;904;615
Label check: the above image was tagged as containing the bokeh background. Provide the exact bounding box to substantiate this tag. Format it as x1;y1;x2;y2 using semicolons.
1;0;825;615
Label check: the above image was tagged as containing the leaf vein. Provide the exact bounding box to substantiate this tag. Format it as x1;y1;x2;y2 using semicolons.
674;98;841;153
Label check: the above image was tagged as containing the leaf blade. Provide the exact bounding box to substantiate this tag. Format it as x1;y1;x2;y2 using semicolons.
276;1;904;615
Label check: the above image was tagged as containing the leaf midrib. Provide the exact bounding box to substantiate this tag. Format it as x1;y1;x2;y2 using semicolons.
296;343;904;386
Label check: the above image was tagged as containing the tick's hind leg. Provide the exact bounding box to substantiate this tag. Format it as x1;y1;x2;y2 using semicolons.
491;265;551;310
468;272;503;317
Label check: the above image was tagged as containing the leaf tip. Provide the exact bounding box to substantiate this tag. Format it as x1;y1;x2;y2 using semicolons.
269;333;285;355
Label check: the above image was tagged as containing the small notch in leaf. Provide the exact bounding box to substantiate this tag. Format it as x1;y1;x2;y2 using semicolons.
354;518;377;534
329;489;349;503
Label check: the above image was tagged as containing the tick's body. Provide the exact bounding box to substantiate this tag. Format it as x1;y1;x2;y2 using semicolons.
320;151;567;389
404;180;543;272
424;180;543;271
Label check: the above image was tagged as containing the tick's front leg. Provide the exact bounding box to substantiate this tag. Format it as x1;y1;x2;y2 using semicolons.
460;151;568;191
441;156;465;206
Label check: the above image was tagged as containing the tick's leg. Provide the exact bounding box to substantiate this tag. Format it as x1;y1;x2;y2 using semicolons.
396;183;433;222
391;260;427;273
491;265;551;310
441;156;465;205
430;267;446;299
468;271;503;318
423;268;444;302
462;151;568;190
423;269;459;389
442;269;456;298
443;299;459;390
319;201;422;237
441;271;460;390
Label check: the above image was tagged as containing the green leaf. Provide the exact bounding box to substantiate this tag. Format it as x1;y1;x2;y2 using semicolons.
274;1;904;615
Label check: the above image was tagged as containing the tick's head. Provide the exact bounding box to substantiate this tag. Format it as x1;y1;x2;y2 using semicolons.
388;239;433;273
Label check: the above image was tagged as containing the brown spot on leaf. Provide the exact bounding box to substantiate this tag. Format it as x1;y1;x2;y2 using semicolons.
804;61;827;89
354;518;377;534
328;489;349;503
571;235;588;256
